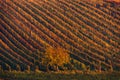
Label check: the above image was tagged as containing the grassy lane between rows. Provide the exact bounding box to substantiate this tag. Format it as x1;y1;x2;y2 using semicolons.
0;71;120;80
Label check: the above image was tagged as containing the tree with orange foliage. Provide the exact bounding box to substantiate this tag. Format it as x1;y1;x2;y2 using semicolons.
40;47;70;72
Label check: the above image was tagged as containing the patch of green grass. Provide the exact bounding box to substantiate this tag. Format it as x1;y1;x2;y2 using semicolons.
0;71;120;80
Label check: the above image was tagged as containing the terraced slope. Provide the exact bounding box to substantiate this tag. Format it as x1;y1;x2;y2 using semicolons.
0;0;120;71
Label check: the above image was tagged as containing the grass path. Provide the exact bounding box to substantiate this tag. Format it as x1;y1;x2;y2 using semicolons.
0;71;120;80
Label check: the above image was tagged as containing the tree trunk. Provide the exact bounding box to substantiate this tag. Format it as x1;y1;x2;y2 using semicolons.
56;65;59;71
46;64;49;72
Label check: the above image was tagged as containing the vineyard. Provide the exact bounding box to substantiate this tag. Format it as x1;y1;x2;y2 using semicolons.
0;0;120;71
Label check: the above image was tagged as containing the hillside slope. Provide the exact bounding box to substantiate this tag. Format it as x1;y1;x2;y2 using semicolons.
0;0;120;71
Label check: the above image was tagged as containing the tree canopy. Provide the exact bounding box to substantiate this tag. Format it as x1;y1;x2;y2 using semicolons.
40;47;70;71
